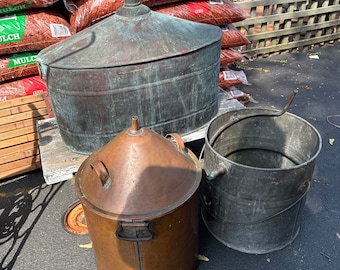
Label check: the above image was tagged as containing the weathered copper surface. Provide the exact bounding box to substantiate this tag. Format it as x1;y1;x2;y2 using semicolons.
75;116;202;269
37;0;222;154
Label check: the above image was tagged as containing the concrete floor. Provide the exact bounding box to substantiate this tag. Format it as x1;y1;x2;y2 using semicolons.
0;42;339;269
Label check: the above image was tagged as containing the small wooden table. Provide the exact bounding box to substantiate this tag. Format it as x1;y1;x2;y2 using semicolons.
37;92;243;185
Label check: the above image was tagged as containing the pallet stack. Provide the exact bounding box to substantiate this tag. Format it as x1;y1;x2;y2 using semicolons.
0;0;74;180
0;93;53;179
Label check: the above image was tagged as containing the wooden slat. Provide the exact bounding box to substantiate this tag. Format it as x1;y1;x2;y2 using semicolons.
0;108;48;126
0;100;47;118
0;155;41;173
1;125;37;141
245;19;340;41
0;141;39;157
0;160;41;180
234;5;340;27
0;146;39;165
0;94;45;110
234;0;340;57
240;32;340;55
0;133;38;149
0;114;50;134
236;0;305;8
0;93;52;180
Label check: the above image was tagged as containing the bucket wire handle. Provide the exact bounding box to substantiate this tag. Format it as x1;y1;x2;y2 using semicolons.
199;90;298;162
210;90;298;146
202;180;310;226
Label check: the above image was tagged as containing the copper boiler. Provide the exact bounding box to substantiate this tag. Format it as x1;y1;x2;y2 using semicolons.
37;0;222;154
74;116;202;269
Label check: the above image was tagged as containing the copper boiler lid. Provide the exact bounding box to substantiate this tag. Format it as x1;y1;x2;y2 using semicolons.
75;116;202;219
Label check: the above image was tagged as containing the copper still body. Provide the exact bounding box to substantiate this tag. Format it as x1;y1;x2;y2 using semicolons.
75;116;202;269
37;0;222;154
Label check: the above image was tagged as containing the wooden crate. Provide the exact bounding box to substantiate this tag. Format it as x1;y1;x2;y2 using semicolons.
234;0;340;57
0;93;53;180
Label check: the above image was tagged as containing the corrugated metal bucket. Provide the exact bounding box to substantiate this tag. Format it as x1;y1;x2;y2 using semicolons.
201;108;322;254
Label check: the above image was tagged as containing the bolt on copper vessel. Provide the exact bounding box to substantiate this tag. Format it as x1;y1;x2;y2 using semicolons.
75;116;202;269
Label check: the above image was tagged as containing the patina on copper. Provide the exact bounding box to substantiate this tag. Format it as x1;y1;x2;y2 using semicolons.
37;0;222;154
75;116;202;269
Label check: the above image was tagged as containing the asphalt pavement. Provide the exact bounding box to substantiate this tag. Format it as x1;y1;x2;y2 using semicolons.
0;42;339;270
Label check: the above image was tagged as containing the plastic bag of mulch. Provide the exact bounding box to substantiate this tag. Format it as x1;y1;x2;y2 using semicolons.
226;86;258;105
1;51;39;82
219;67;249;89
64;0;184;32
0;0;60;15
220;49;245;66
153;0;249;25
0;8;74;55
220;24;250;49
0;75;47;101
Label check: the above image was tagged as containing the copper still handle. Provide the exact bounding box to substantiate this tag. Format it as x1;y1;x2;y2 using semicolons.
90;160;112;190
165;133;185;150
116;221;153;241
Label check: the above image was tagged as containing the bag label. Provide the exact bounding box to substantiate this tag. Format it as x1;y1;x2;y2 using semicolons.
0;1;33;14
7;51;39;69
0;14;26;44
50;24;71;37
22;76;47;95
187;1;209;16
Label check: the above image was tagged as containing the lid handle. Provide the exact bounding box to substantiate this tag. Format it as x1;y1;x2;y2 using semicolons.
90;160;112;190
165;133;185;150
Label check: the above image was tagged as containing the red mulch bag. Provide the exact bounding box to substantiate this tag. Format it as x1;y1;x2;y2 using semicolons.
64;0;184;32
219;69;242;89
0;0;60;14
0;75;46;101
0;8;75;55
219;67;249;89
220;49;245;66
221;24;249;49
1;51;39;82
153;0;249;26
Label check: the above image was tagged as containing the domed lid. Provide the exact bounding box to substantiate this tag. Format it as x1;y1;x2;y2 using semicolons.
37;0;222;69
75;116;202;219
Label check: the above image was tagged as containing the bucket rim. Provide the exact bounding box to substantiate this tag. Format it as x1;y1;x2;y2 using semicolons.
204;108;322;172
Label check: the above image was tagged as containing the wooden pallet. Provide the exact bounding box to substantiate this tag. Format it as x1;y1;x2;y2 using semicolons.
234;0;340;57
0;93;53;180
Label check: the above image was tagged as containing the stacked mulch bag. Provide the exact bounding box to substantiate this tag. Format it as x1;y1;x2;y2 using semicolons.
154;0;257;104
62;0;255;104
0;0;75;101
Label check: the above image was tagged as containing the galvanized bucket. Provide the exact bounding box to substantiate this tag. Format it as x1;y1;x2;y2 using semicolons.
201;108;322;254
